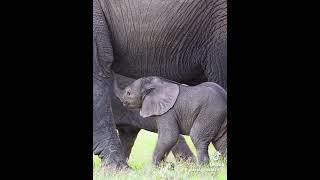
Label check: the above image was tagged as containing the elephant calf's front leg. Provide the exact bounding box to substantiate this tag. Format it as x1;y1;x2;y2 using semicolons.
153;118;179;166
153;133;179;166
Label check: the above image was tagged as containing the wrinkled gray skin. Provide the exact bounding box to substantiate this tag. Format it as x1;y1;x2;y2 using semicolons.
114;75;227;165
111;73;196;163
93;0;226;169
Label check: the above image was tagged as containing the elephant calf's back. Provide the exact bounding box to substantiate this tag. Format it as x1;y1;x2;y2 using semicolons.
174;84;227;134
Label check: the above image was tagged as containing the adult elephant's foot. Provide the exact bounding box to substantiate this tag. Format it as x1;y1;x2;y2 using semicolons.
98;164;131;176
100;159;131;171
94;145;131;171
99;148;130;170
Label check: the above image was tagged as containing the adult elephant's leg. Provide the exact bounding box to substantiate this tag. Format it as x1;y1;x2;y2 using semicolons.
171;135;196;163
118;126;140;161
204;40;227;89
93;0;127;169
93;78;128;169
202;3;227;89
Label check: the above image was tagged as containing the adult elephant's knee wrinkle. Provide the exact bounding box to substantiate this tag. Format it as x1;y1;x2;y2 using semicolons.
93;143;104;155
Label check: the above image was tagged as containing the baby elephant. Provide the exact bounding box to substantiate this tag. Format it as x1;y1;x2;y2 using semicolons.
113;74;227;165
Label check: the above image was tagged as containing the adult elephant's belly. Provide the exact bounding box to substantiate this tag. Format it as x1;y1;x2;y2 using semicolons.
112;57;206;85
105;0;220;85
110;24;207;84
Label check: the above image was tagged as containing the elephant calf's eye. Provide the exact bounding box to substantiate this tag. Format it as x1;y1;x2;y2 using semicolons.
127;91;131;96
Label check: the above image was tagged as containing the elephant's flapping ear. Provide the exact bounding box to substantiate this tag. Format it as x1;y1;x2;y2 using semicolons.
140;77;179;118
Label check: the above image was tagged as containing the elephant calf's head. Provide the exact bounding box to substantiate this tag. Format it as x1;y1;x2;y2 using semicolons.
113;74;179;118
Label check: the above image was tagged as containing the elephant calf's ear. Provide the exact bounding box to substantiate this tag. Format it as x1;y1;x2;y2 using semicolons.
140;78;179;118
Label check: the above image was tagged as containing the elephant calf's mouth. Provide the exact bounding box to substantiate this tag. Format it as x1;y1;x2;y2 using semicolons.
123;104;141;110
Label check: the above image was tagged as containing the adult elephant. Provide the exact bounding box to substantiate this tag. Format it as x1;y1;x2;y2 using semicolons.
93;0;227;169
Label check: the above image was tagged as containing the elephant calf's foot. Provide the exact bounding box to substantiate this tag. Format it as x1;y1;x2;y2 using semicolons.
152;157;165;167
173;153;197;163
152;159;175;170
195;147;210;165
197;154;210;165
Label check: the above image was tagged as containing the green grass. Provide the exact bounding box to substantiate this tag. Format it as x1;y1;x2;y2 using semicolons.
93;130;227;180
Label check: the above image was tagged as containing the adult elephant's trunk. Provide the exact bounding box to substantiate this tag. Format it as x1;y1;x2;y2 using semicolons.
112;72;125;101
